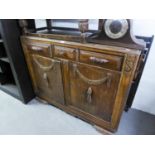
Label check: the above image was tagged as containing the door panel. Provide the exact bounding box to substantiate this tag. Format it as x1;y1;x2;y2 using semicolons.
30;54;65;104
68;62;121;122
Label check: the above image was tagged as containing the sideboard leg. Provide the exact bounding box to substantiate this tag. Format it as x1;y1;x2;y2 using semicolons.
93;125;112;135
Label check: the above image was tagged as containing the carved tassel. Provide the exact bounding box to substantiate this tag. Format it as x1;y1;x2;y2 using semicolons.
106;73;112;88
43;73;49;87
86;87;93;104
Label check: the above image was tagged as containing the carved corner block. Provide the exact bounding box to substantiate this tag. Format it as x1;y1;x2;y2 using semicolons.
124;55;136;72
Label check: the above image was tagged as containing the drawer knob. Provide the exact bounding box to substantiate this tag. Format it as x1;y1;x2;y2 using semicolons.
90;56;109;64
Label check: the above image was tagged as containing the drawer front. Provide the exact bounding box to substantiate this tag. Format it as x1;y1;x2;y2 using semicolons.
54;46;76;60
68;62;121;122
30;54;65;104
80;50;123;71
27;43;52;57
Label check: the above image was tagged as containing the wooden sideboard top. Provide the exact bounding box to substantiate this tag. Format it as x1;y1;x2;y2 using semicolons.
21;36;141;56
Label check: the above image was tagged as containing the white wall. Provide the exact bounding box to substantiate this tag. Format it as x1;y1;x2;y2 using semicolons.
132;20;155;114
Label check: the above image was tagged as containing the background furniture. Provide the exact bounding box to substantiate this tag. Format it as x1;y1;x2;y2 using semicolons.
0;20;35;103
125;35;154;111
0;33;14;85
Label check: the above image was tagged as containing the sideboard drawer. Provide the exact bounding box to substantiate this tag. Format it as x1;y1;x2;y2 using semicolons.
80;50;124;71
54;46;76;60
27;43;52;57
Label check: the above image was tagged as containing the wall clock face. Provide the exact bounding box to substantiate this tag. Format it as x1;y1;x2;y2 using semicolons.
104;19;129;39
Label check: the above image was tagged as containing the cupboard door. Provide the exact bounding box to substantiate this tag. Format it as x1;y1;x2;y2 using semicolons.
68;62;121;122
30;54;65;104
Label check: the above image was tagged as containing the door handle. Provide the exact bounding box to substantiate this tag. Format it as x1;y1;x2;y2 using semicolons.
89;56;109;64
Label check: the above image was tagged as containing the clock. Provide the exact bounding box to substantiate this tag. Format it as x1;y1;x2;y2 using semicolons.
87;19;145;50
104;19;129;39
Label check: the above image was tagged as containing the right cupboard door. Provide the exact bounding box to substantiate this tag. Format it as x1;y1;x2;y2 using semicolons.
68;62;121;122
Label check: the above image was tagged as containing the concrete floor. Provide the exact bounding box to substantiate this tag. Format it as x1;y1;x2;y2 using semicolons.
0;90;155;135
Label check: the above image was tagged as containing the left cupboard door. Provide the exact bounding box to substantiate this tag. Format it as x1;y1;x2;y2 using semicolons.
28;54;65;105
